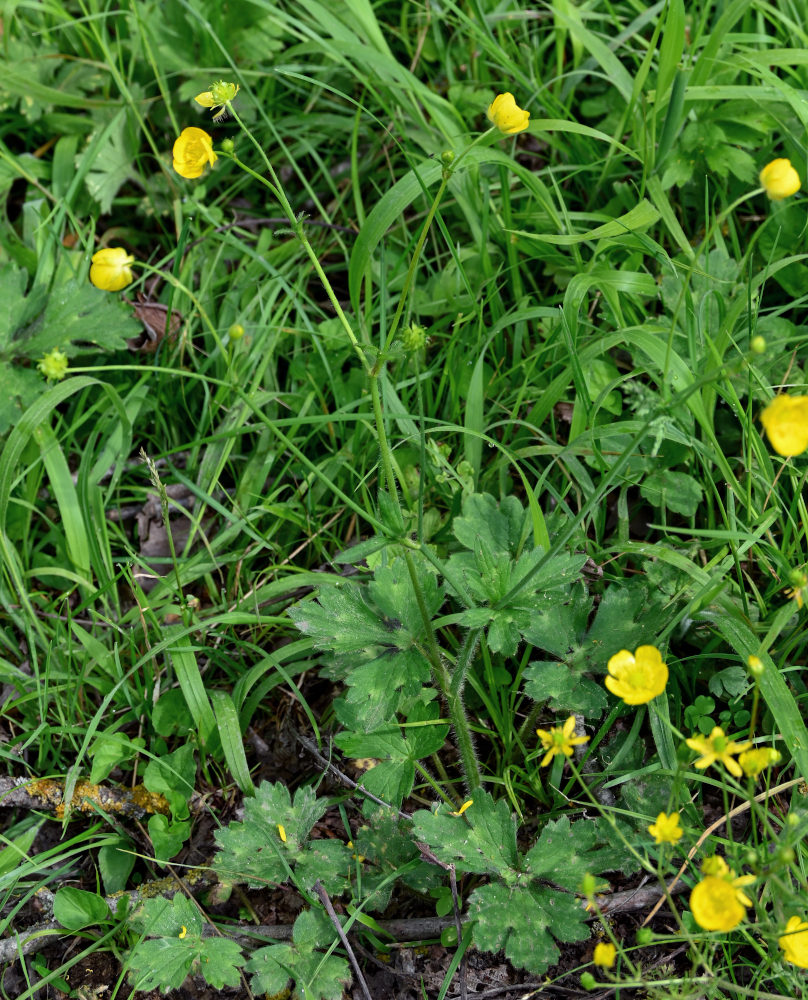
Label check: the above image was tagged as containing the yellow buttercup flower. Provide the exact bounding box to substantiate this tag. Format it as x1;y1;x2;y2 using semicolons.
604;645;668;705
738;747;781;779
698;855;755;907
536;715;588;767
690;875;747;931
760;158;801;200
685;726;752;779
486;93;530;135
89;247;135;291
592;942;616;968
172;127;217;179
760;394;808;457
37;347;69;382
194;80;239;121
779;915;808;968
648;811;683;845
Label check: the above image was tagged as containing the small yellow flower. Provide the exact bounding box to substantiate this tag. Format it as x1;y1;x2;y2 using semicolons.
605;645;668;705
89;246;135;291
648;811;683;845
37;347;69;382
685;726;752;779
486;93;530;135
690;875;748;931
450;799;473;817
760;158;801;200
194;80;239;121
738;747;781;779
760;394;808;457
172;126;217;179
592;942;616;968
346;841;366;862
536;715;588;767
779;915;808;968
277;824;287;843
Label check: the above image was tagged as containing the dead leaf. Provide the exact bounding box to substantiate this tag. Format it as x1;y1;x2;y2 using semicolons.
126;293;182;352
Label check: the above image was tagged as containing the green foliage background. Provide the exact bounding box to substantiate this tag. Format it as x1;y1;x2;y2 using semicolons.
1;0;808;996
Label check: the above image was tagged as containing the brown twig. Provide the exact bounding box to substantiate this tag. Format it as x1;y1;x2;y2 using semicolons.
313;880;372;1000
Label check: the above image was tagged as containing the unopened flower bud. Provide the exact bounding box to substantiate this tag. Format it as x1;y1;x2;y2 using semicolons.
221;138;235;155
750;335;766;354
580;873;597;899
580;972;597;991
228;323;245;340
747;655;764;678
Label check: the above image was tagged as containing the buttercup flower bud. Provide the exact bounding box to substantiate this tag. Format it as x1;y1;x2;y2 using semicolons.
760;158;801;200
750;335;766;354
440;150;455;168
220;138;234;155
747;655;764;678
486;93;530;135
228;323;245;340
580;972;597;991
580;873;597;898
90;247;135;291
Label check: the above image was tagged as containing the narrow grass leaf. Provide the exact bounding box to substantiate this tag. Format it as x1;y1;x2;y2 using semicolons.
211;690;255;796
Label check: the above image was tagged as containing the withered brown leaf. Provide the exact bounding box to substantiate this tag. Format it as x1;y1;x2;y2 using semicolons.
126;293;183;353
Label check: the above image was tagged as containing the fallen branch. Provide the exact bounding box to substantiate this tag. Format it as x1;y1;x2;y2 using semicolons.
0;776;170;820
0;869;686;967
